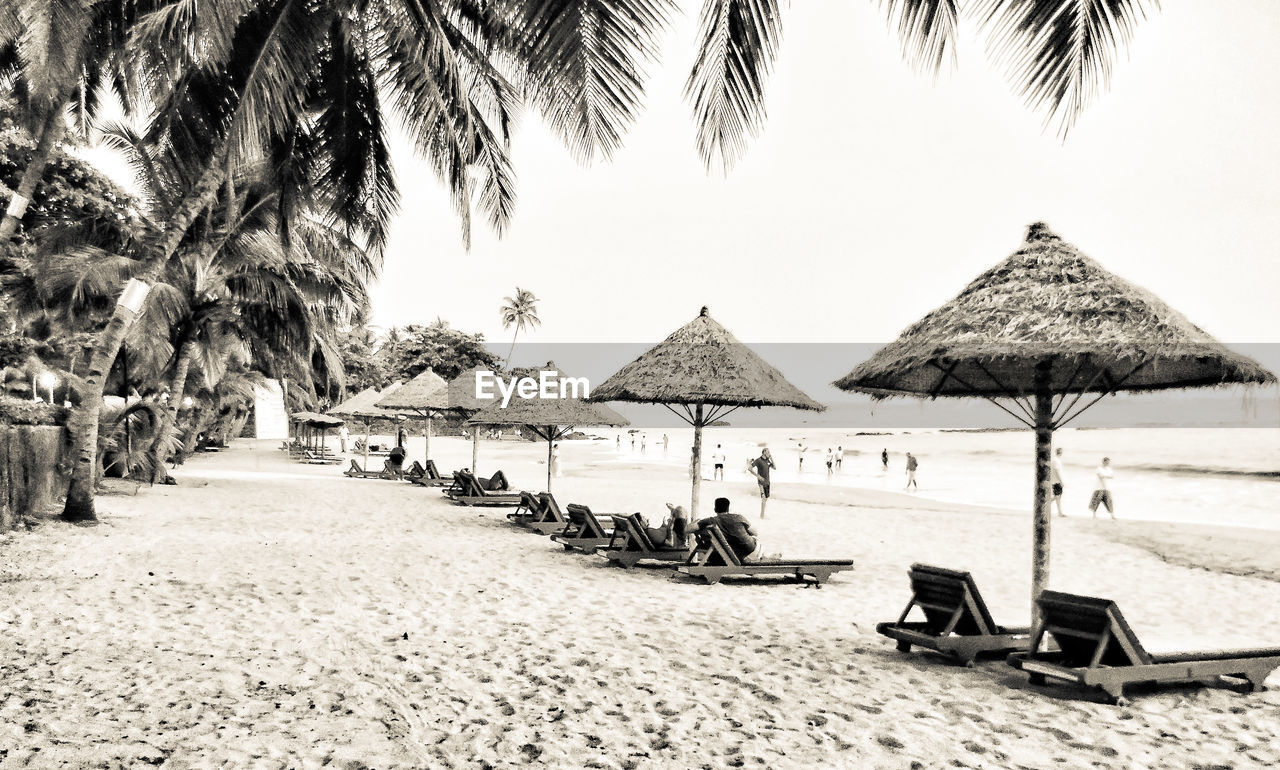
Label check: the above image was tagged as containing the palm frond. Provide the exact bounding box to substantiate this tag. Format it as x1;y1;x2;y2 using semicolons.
978;0;1159;137
519;0;674;164
881;0;959;76
685;0;783;172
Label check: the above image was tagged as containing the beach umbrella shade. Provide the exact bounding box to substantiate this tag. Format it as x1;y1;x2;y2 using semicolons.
290;411;345;454
446;366;500;475
834;222;1276;619
330;384;405;468
468;363;628;492
375;369;451;463
590;307;824;516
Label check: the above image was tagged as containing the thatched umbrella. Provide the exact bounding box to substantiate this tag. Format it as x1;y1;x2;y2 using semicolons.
590;307;824;516
330;384;404;468
468;363;628;492
835;222;1276;617
290;411;344;454
376;369;450;463
445;366;498;474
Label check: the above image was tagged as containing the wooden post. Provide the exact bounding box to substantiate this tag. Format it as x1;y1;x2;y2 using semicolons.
691;403;704;517
472;428;479;475
423;411;432;463
546;430;554;493
1032;360;1054;626
363;420;370;470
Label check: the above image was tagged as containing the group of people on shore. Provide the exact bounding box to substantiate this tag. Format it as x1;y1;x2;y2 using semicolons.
1051;448;1116;519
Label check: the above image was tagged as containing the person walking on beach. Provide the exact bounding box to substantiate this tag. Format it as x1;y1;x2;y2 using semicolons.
1089;457;1115;519
836;446;843;471
797;443;806;472
1051;447;1066;517
825;448;834;476
338;424;349;453
641;434;647;454
662;434;669;455
616;434;621;451
881;448;889;471
904;452;918;491
712;445;726;480
748;448;776;518
630;434;635;451
551;443;562;477
397;425;408;448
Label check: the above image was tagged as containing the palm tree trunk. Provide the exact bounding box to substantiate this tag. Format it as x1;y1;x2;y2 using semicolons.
0;108;66;242
150;341;197;482
61;161;226;521
505;328;519;368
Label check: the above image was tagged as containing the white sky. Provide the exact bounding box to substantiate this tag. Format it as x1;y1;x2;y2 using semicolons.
370;0;1280;347
83;1;1280;348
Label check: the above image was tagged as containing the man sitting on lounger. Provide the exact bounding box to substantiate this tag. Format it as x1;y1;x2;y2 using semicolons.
387;445;407;478
695;497;761;560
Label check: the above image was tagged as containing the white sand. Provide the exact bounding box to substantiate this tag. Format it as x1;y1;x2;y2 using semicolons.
1;437;1277;768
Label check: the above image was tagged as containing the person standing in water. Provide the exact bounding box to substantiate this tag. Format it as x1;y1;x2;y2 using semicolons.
881;448;889;471
835;446;843;471
747;448;776;518
712;444;726;481
797;443;806;472
1089;457;1115;519
904;452;918;491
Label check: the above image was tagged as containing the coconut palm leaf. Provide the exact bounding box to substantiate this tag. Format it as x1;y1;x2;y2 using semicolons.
978;0;1159;136
517;0;674;164
685;0;782;172
881;0;959;76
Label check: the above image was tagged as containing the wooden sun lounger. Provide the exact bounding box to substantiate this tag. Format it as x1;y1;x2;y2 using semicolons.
550;504;616;553
507;492;569;534
876;564;1031;666
446;470;523;507
407;459;452;487
300;449;341;465
599;514;691;569
1007;590;1280;704
343;459;405;479
675;523;853;585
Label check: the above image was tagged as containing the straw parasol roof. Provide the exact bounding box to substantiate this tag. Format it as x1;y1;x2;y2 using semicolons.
291;411;344;428
446;366;502;474
833;222;1276;621
375;369;450;413
591;307;824;410
468;363;628;491
836;222;1274;401
591;307;823;516
329;386;402;419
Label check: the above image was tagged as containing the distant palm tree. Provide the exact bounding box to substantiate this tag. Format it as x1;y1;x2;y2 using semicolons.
499;288;541;368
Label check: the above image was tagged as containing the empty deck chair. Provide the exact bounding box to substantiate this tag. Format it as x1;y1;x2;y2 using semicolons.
1007;590;1280;704
675;523;853;585
300;449;341;465
446;470;523;507
599;514;691;569
876;564;1031;665
408;459;453;487
344;459;383;478
507;492;569;534
550;504;616;553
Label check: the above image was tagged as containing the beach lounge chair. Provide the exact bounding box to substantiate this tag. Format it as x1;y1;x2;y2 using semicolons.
675;523;853;585
446;470;523;507
876;564;1031;666
550;504;616;553
1007;590;1280;704
507;492;570;534
408;459;453;487
599;514;691;569
344;459;384;478
300;449;341;465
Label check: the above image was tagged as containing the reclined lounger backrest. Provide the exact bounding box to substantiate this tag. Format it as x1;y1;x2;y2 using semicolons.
701;524;744;567
907;564;997;637
625;513;655;551
566;505;608;538
539;493;565;523
1034;590;1151;667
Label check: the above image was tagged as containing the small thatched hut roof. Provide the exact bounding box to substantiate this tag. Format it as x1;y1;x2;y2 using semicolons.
291;411;344;428
836;222;1275;399
590;307;824;411
468;364;629;429
376;369;450;413
329;386;402;419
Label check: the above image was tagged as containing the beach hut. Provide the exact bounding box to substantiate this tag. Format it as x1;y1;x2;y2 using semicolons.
590;307;823;516
329;384;404;468
834;222;1276;618
375;369;450;463
467;363;628;492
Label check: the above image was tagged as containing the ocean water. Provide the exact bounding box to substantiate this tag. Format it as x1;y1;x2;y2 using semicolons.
593;427;1280;531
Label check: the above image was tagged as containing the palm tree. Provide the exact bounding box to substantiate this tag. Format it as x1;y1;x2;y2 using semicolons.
685;0;1160;170
499;287;540;368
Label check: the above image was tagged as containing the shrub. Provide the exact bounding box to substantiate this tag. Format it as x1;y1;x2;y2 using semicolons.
0;396;67;426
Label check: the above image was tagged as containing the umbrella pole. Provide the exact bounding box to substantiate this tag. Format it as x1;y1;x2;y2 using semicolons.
472;429;479;475
363;420;370;470
424;412;432;463
691;404;704;517
546;431;553;493
1031;362;1054;626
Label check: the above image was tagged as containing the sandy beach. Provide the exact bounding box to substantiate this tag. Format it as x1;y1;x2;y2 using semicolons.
0;436;1276;768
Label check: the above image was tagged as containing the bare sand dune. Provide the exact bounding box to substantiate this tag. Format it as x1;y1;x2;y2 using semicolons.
1;438;1277;768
